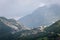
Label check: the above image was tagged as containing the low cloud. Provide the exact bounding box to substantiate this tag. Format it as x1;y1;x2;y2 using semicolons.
0;0;60;19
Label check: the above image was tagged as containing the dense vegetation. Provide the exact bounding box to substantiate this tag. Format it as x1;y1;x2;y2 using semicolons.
15;20;60;40
0;17;60;40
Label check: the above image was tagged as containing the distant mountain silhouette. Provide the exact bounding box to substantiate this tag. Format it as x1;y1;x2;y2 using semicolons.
19;4;60;28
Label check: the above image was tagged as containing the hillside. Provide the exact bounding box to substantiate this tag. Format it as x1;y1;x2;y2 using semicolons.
45;20;60;33
0;17;30;40
17;20;60;40
19;4;60;28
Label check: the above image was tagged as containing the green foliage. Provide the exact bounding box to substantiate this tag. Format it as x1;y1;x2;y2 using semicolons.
0;18;60;40
37;37;48;40
45;20;60;33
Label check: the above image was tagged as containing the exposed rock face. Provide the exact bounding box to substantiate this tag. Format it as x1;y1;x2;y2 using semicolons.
0;17;30;34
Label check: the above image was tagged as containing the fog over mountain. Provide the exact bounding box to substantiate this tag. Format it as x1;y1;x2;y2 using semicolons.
0;0;60;19
19;4;60;28
0;0;60;40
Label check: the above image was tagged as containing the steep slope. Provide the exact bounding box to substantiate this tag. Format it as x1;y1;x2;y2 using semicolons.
0;20;12;35
17;20;60;40
7;20;60;40
19;4;60;28
0;17;31;40
0;17;30;32
0;18;13;40
11;26;46;40
8;19;31;31
45;20;60;33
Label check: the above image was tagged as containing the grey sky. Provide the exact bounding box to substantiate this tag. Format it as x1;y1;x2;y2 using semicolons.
0;0;60;20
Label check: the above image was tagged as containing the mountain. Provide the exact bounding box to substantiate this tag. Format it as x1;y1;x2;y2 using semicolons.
0;17;31;40
18;20;60;40
0;17;30;32
1;17;60;40
19;4;60;28
8;19;31;31
45;20;60;33
12;25;47;40
0;17;13;40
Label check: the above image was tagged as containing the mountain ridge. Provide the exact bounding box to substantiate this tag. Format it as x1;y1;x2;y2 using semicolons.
19;4;60;28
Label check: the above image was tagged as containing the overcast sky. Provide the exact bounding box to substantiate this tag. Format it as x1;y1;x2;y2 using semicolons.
0;0;60;20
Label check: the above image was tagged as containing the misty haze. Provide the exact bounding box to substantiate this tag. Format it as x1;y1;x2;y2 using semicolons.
0;0;60;40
